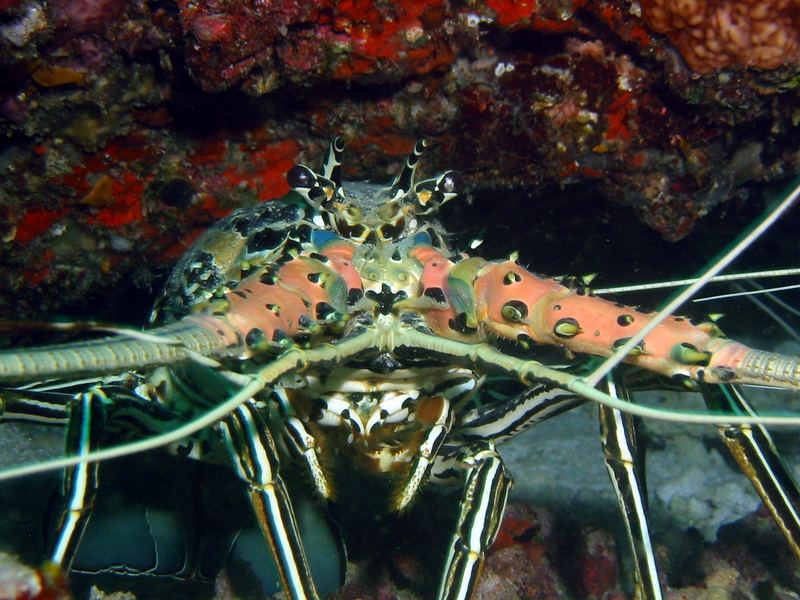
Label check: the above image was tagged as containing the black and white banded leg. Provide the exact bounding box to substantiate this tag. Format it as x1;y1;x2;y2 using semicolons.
218;400;318;600
600;371;663;600
48;389;106;569
700;382;800;559
437;443;513;600
0;388;69;425
455;377;585;446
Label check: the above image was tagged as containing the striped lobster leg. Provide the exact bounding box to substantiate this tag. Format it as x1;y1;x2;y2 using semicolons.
2;385;116;570
218;400;319;600
599;372;663;600
0;386;70;425
48;388;105;569
454;375;585;446
1;382;189;571
699;382;800;559
598;376;800;599
450;367;665;599
437;443;513;600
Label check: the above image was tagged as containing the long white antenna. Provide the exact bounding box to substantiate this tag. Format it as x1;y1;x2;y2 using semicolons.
594;268;800;295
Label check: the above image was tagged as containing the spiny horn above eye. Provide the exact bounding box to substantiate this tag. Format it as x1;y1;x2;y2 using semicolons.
323;137;345;192
390;138;428;199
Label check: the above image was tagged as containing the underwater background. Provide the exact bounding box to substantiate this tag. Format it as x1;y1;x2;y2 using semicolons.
1;0;800;598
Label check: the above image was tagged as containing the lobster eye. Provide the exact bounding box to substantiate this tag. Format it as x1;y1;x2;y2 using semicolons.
287;165;316;190
439;171;463;195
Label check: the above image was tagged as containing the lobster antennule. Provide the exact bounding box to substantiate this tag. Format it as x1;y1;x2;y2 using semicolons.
323;136;345;191
0;316;238;383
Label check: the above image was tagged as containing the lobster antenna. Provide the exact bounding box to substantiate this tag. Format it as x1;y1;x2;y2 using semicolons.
584;175;800;388
693;282;800;303
4;326;800;484
390;139;428;199
0;330;383;482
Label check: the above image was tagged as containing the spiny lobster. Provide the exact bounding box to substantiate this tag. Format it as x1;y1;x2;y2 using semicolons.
1;138;799;600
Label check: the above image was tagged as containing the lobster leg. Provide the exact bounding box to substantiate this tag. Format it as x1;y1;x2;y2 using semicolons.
455;376;584;446
699;382;800;560
599;372;663;600
0;388;69;425
48;388;105;569
218;400;319;600
437;443;513;600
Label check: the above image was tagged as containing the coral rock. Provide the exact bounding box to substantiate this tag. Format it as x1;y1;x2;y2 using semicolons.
642;0;800;73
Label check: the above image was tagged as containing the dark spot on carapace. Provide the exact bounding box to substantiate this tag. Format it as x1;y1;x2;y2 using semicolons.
424;287;447;304
246;228;286;254
617;314;634;327
245;327;265;347
553;317;580;338
502;299;528;322
316;302;336;320
516;333;533;346
347;288;364;305
712;366;737;382
448;314;477;335
612;337;632;349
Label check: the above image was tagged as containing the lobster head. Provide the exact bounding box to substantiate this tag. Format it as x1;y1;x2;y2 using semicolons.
287;138;462;245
